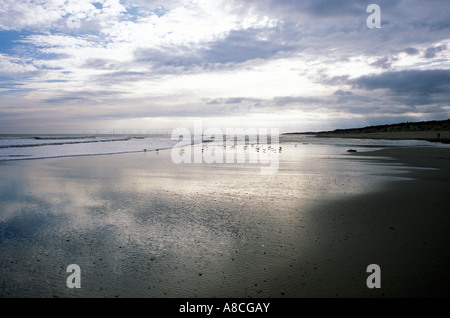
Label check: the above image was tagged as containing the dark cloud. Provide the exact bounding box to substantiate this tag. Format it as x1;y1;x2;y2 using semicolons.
333;90;353;96
81;58;123;70
91;70;150;85
370;56;393;69
285;0;384;17
42;90;127;104
133;46;198;69
0;78;28;92
230;0;450;58
351;69;450;107
231;0;393;18
205;99;221;105
403;47;419;55
318;75;350;86
206;97;262;106
202;27;296;64
273;96;324;106
424;45;447;59
225;98;243;104
352;69;450;95
134;25;297;71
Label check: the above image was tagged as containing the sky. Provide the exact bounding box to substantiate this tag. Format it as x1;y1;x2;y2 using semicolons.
0;0;449;134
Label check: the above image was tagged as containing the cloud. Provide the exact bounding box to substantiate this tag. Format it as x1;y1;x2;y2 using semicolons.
42;89;127;104
352;69;450;95
203;26;296;63
0;53;37;74
333;90;353;96
424;45;447;59
0;0;125;31
81;58;123;70
370;56;395;69
1;0;450;133
272;96;324;107
229;0;370;18
206;97;263;106
403;47;419;55
351;69;450;108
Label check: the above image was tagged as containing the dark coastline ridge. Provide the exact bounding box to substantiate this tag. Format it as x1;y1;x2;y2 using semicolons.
285;119;450;144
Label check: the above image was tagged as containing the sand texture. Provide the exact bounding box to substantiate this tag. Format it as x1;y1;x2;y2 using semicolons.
0;144;449;297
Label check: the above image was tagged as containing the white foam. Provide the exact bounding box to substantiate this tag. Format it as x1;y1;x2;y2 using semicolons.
0;135;192;161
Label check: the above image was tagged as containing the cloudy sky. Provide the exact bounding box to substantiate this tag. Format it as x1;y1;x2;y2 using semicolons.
0;0;449;133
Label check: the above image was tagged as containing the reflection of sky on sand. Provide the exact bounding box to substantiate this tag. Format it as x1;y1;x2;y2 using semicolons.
0;144;415;297
1;155;241;296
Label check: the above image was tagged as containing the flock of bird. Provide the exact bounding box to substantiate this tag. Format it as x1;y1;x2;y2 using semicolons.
144;144;284;154
200;143;283;154
144;144;358;155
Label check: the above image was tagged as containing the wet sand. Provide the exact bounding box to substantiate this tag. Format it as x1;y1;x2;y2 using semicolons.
314;130;450;143
0;144;450;297
307;146;450;297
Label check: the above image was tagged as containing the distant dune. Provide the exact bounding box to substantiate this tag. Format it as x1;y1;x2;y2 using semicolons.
287;119;450;143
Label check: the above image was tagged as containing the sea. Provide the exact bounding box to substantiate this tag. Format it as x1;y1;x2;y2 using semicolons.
0;134;195;161
0;133;446;162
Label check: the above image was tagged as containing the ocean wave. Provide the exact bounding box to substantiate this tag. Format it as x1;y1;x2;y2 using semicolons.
0;148;167;161
32;136;98;140
0;137;133;149
0;134;194;162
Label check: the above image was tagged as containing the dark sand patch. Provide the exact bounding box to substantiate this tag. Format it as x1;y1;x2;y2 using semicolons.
303;147;450;297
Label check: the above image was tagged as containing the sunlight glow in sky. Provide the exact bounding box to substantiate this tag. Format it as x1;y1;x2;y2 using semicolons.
1;0;450;133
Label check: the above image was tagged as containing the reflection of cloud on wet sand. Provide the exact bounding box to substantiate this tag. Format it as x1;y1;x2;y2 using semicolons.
0;144;421;297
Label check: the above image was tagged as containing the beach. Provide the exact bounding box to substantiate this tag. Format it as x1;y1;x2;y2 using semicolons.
313;130;450;143
1;142;450;298
2;0;450;304
313;146;450;297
